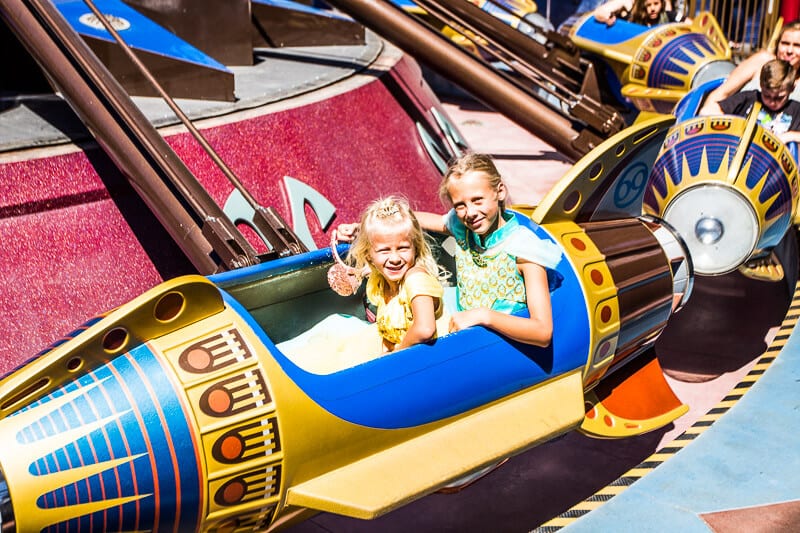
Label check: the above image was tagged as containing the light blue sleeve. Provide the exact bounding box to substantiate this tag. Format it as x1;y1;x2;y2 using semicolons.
503;227;564;292
504;227;562;269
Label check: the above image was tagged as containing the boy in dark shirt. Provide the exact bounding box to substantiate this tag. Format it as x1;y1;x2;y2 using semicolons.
711;58;798;282
716;58;800;143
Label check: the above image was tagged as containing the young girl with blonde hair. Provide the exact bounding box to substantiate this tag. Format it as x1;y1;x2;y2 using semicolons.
345;196;449;353
280;197;449;373
415;153;563;347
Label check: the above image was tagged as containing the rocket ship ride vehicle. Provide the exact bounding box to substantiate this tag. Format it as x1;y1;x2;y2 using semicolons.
383;1;738;154
561;11;735;116
643;86;800;278
0;117;694;531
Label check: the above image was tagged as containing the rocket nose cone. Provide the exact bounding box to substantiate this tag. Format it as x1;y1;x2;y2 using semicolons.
663;184;758;275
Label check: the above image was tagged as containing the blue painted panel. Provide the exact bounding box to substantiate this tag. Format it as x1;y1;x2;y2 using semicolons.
389;0;423;10
573;16;649;45
19;347;201;532
647;34;707;88
674;78;725;121
53;0;229;71
789;141;799;164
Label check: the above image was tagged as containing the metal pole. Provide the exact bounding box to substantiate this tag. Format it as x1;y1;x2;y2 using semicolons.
325;0;587;160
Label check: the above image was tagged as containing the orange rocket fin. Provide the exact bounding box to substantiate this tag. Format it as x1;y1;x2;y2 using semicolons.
579;352;688;438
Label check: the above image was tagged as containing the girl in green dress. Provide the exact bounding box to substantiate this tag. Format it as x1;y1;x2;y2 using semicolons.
415;153;563;348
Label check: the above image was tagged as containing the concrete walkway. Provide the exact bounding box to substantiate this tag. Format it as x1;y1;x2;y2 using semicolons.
441;96;572;205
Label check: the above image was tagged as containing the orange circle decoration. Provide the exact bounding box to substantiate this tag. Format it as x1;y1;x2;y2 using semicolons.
185;348;212;371
600;306;612;323
570;237;586;251
220;435;244;461
590;269;604;285
207;388;233;414
219;480;246;505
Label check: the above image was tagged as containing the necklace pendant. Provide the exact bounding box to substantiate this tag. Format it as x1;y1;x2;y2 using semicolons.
470;248;487;267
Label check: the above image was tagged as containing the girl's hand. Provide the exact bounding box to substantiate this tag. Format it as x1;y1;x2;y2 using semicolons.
594;6;617;25
449;308;489;332
335;223;359;242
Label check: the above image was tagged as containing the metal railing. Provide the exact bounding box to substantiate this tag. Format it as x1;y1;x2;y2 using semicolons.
687;0;782;61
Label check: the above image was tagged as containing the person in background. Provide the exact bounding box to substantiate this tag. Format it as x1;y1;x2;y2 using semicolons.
701;58;800;282
706;58;800;143
700;21;800;114
629;0;680;27
592;0;678;26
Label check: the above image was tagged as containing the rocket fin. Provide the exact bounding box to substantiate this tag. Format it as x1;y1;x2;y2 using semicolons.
620;84;688;103
580;352;688;438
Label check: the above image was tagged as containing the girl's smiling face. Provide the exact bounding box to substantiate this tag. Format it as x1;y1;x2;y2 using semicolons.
368;223;416;290
447;170;507;238
777;29;800;68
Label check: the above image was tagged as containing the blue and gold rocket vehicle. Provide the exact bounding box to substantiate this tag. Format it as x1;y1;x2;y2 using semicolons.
642;83;800;278
645;112;799;276
566;11;798;278
0;117;698;531
563;11;735;115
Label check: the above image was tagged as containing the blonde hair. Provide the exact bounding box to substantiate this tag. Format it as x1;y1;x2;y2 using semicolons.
347;196;444;303
438;152;505;210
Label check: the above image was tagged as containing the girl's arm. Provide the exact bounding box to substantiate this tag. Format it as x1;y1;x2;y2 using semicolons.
414;211;449;234
778;130;800;144
448;261;553;347
396;293;439;350
699;52;769;115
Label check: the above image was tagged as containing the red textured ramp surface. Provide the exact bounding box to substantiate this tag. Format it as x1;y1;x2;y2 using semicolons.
701;500;800;532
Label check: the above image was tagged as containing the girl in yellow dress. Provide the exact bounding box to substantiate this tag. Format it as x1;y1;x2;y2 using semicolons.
279;197;449;374
345;196;450;354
